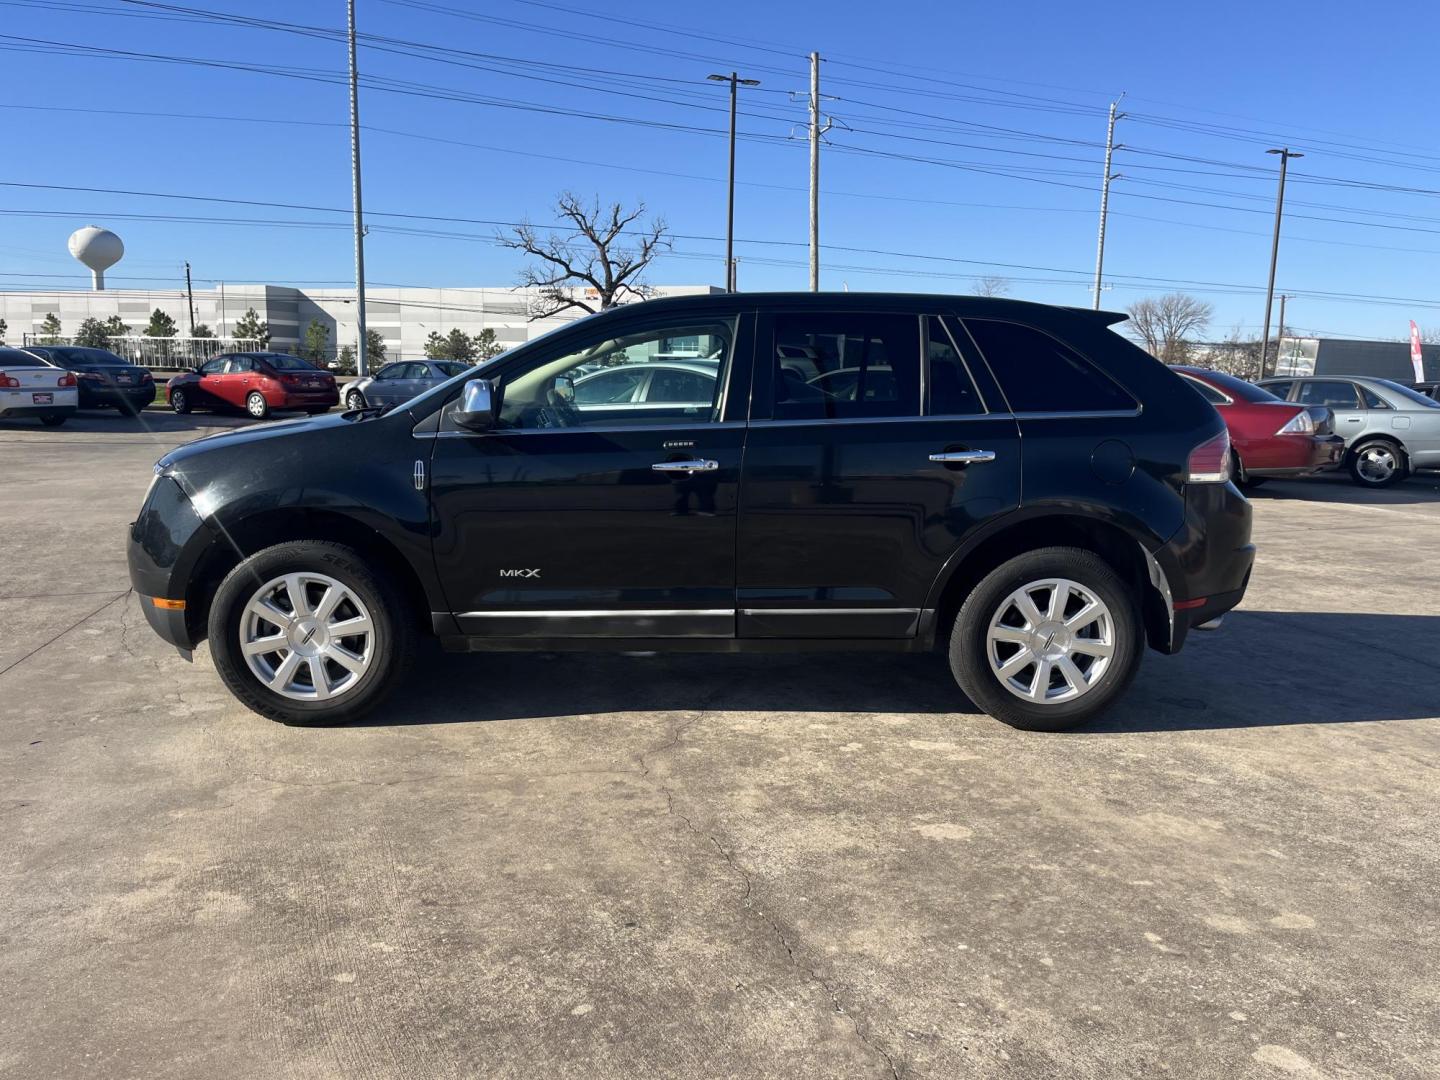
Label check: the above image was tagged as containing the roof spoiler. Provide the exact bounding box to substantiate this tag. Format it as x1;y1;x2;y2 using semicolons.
1060;306;1128;327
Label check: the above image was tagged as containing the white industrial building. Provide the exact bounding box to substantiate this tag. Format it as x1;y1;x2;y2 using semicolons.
0;283;721;365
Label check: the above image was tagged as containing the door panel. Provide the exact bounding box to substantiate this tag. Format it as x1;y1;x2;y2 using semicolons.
737;311;1021;639
428;311;752;639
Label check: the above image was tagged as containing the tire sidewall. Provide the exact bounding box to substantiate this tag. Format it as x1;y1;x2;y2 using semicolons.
207;542;412;724
950;547;1143;731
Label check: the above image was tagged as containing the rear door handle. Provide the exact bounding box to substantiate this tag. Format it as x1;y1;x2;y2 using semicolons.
652;459;718;473
928;449;997;464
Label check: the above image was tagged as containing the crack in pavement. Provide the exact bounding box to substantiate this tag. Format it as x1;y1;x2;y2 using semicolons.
635;696;905;1080
0;588;131;679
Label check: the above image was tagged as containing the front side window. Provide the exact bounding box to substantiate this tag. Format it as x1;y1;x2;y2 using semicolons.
771;314;919;420
496;320;732;429
1298;380;1361;410
964;320;1136;413
200;357;228;375
1264;380;1293;399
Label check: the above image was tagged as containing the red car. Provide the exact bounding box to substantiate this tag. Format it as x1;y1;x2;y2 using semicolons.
1174;366;1344;487
166;352;338;420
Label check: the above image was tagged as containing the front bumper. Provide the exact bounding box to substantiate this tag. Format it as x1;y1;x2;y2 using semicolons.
128;473;213;650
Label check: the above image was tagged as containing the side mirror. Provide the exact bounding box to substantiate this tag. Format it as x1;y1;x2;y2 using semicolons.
454;378;498;431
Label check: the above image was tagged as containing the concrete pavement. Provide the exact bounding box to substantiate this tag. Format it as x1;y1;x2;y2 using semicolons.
2;411;1438;1079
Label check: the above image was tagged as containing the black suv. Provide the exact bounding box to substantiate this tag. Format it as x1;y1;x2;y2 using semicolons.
128;294;1253;731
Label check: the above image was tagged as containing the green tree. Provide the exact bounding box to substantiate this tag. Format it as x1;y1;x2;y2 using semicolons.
424;328;478;361
102;315;130;341
144;309;178;338
423;330;450;359
38;312;62;344
473;327;504;361
336;344;356;375
232;307;270;347
301;319;330;364
365;329;387;363
74;317;110;347
191;323;214;339
0;317;7;344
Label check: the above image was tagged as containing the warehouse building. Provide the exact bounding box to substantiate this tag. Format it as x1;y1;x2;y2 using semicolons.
1276;336;1438;382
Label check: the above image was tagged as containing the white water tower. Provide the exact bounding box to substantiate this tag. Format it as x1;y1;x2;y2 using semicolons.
68;225;124;290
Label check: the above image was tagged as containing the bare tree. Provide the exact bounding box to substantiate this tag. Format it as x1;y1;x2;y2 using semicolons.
499;192;670;320
971;275;1011;297
1125;293;1214;364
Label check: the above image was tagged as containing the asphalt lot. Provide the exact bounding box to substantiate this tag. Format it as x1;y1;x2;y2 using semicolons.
2;410;1438;1080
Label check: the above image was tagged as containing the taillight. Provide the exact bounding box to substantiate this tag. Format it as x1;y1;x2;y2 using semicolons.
1275;409;1315;435
141;371;154;383
57;372;77;387
1186;429;1231;483
0;371;17;388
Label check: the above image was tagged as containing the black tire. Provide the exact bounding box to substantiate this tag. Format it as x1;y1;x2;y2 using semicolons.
305;407;331;416
245;391;270;420
170;388;192;414
40;414;67;427
345;389;366;410
1347;439;1408;488
207;541;416;725
949;546;1144;732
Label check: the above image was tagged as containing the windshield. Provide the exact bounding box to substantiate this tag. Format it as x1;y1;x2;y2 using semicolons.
256;353;316;371
1374;379;1440;408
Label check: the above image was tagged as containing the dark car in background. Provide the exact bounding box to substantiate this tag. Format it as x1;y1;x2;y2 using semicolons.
129;293;1254;732
1173;366;1344;487
344;360;473;410
166;352;338;419
24;345;155;414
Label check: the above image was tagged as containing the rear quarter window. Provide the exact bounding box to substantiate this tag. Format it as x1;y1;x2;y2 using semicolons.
962;320;1136;413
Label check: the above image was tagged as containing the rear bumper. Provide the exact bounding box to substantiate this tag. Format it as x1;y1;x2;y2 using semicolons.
1148;481;1255;655
274;389;339;408
1249;434;1345;477
0;404;77;419
79;384;154;408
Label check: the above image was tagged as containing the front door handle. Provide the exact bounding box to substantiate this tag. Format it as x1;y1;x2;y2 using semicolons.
652;459;719;473
929;449;997;464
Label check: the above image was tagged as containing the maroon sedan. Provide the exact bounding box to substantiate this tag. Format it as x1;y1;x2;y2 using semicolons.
167;352;338;420
1174;366;1344;487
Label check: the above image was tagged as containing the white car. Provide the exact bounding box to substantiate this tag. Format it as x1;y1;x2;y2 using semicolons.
0;347;78;426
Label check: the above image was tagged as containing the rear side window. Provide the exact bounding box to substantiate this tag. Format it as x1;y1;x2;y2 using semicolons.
1298;381;1360;409
925;317;984;415
963;320;1136;413
771;314;919;420
1358;385;1390;410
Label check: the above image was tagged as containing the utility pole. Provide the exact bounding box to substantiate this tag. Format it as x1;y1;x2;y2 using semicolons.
183;261;197;335
708;71;761;292
1275;293;1289;373
1092;94;1124;310
1259;147;1303;378
808;51;825;292
347;0;369;377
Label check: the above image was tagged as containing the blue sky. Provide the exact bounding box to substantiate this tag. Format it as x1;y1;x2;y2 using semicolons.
3;0;1439;340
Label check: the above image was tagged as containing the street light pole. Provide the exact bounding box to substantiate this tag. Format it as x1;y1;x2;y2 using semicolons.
1259;147;1303;378
347;0;369;378
708;71;760;292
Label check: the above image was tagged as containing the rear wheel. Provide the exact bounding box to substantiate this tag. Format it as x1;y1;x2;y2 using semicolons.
170;388;192;414
207;541;416;725
1348;439;1407;488
949;546;1143;731
40;414;67;427
245;391;270;420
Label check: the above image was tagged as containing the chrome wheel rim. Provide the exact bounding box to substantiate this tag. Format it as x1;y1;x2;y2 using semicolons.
986;577;1115;705
347;391;364;409
171;390;185;411
247;394;266;417
1357;445;1396;482
240;572;375;701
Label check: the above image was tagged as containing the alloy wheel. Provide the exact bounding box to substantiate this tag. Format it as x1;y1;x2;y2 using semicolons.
1356;444;1397;483
239;572;375;701
346;390;365;410
986;577;1115;705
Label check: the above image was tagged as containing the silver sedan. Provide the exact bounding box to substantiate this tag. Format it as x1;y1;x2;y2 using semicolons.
344;360;472;410
1258;374;1440;487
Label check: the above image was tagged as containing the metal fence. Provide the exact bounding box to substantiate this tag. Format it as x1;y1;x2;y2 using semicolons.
22;334;266;370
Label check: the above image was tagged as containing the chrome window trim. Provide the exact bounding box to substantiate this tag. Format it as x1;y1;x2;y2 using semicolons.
1010;408;1143;420
458;608;736;619
1176;372;1233;406
417;420;748;439
930;313;992;415
746;414;1018;430
739;607;920;616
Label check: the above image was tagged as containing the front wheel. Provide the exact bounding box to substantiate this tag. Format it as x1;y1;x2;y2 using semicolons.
345;389;366;410
949;547;1143;731
1348;440;1407;488
170;388;192;414
207;541;416;725
245;391;270;420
